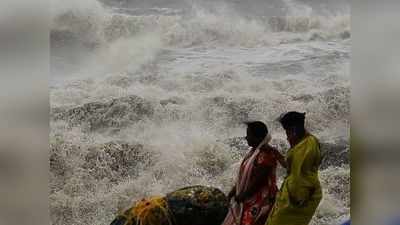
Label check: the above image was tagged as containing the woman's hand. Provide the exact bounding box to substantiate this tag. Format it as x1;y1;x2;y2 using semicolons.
272;148;287;168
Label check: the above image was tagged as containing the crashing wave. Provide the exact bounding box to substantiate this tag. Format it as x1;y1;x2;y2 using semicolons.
51;95;154;132
51;0;350;49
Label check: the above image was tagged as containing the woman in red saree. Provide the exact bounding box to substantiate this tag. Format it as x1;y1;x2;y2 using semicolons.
222;121;286;225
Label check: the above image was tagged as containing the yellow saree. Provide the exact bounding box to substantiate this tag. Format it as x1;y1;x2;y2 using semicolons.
265;134;322;225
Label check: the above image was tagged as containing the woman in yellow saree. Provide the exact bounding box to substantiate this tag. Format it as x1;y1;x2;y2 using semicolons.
265;112;322;225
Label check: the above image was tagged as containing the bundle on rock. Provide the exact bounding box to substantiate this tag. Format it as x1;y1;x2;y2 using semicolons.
110;185;229;225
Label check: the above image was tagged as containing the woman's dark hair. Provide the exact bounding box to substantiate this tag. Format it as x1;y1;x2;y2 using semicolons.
279;111;306;133
245;121;268;139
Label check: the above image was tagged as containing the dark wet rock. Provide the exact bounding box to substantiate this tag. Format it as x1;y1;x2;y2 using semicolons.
83;141;155;182
166;185;229;225
51;95;154;132
110;186;229;225
110;216;128;225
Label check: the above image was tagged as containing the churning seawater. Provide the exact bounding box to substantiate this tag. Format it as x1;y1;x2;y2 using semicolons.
50;0;350;224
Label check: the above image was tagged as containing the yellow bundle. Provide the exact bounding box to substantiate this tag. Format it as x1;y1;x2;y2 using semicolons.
133;196;173;225
116;196;174;225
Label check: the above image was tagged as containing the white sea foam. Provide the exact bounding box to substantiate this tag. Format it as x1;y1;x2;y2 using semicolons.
50;0;350;224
